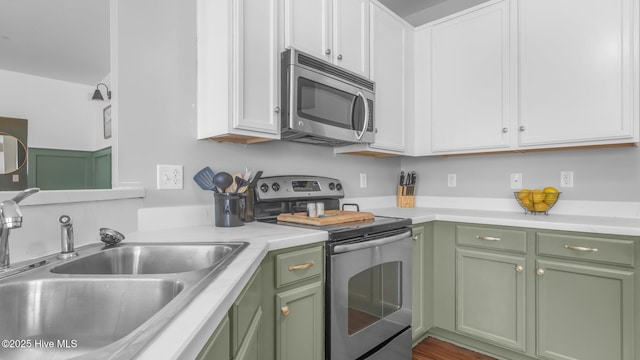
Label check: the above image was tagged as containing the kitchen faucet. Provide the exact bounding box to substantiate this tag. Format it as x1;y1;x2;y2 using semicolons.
0;188;40;270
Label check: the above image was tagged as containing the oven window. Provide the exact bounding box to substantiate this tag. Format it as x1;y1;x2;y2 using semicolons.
298;77;355;130
347;261;402;335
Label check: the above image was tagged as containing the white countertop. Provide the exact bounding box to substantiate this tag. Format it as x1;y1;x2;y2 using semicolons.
123;222;327;360
371;206;640;236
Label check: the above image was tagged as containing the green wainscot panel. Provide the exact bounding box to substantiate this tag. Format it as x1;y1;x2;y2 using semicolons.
28;147;111;190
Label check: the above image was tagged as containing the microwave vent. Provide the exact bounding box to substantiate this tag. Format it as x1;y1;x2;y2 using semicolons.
298;53;374;92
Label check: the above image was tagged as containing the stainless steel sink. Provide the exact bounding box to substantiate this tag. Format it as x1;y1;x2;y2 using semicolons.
0;241;247;360
0;279;183;360
51;244;239;274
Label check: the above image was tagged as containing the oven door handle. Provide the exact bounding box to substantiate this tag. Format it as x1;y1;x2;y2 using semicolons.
333;230;411;254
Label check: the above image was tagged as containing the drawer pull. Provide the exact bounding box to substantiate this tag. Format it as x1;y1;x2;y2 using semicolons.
281;306;290;316
536;268;545;276
564;245;598;252
476;235;501;241
515;265;524;273
288;261;315;271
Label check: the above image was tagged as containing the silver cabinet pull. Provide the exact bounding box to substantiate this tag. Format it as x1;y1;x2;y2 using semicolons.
412;235;419;241
325;49;331;55
564;245;598;252
519;126;526;131
536;268;545;276
337;54;343;60
502;127;508;133
515;265;524;273
476;235;501;241
281;306;290;316
274;106;280;114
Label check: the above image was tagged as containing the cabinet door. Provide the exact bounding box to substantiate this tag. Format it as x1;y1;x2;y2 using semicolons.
275;282;323;360
369;3;405;152
282;0;332;62
518;0;635;147
429;0;512;153
536;260;635;360
236;308;263;360
197;314;231;360
456;249;526;351
333;0;369;77
236;0;280;135
411;224;433;342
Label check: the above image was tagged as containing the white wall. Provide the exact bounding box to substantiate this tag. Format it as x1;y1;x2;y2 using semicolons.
401;146;640;202
115;0;401;208
0;69;109;151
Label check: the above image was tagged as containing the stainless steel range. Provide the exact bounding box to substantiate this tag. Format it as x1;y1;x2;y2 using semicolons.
254;175;412;360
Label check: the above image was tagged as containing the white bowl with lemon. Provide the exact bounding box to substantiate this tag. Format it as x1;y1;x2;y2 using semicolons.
514;187;560;215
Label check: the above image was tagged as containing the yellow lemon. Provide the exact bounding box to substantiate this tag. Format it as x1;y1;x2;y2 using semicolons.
534;202;549;212
543;187;559;205
532;189;545;204
517;189;531;200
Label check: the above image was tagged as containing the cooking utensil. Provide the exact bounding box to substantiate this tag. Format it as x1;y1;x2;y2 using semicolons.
213;172;233;193
193;167;217;192
227;172;243;193
248;170;263;189
236;176;250;193
399;171;405;186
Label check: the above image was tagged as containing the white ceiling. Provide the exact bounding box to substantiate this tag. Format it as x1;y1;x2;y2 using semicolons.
379;0;491;26
0;0;110;85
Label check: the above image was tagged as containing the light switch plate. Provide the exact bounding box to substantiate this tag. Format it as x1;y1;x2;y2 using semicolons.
448;174;457;187
510;173;523;189
157;165;183;190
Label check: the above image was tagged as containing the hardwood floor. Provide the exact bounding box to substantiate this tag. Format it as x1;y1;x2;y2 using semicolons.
412;337;496;360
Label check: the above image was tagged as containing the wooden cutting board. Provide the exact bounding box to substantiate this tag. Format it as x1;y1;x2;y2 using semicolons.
277;210;375;226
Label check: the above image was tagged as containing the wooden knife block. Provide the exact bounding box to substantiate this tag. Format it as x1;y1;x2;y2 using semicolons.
397;185;415;208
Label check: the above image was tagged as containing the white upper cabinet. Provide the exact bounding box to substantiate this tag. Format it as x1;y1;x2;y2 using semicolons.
368;2;407;152
517;0;637;147
197;0;280;143
282;0;370;77
420;0;512;154
334;1;411;156
414;0;639;156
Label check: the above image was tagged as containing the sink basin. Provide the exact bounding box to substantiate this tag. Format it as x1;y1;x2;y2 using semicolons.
51;243;241;275
0;241;247;359
0;278;183;360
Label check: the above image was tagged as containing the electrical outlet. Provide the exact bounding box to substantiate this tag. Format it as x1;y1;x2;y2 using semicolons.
560;171;574;188
510;173;523;189
157;165;183;190
448;174;457;187
360;173;367;188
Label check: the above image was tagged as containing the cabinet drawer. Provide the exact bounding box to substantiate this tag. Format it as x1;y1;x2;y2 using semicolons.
456;225;526;253
537;233;635;267
276;246;323;288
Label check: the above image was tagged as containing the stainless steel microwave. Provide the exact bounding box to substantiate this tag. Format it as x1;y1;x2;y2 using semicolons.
280;48;375;146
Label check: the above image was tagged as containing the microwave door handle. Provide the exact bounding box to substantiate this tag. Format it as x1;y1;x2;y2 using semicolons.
354;92;369;140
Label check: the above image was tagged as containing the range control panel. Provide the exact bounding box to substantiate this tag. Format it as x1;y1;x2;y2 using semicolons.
256;176;344;202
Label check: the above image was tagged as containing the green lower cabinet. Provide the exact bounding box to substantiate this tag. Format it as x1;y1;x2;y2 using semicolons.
197;314;231;360
456;249;527;352
236;308;263;360
536;259;635;360
412;223;434;343
275;282;324;360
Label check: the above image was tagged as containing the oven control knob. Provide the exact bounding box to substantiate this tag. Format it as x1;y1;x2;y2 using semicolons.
272;182;281;191
328;182;335;191
336;183;343;191
260;183;269;193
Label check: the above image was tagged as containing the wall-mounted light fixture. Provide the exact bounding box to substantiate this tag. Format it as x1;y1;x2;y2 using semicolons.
92;83;111;101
